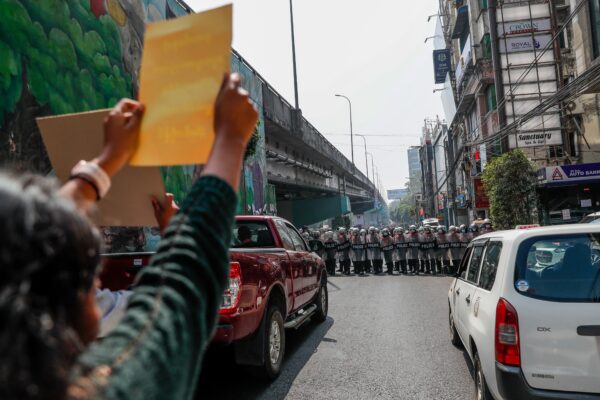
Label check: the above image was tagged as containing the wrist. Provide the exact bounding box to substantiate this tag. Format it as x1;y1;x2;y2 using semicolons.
93;149;126;178
214;132;248;151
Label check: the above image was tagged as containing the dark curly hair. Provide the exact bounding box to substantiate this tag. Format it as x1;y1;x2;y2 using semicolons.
0;173;101;400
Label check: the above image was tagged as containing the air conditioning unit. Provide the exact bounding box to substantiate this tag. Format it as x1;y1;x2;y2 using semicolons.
565;99;584;115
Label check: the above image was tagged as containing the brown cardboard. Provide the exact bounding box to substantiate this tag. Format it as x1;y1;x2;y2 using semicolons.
37;109;165;227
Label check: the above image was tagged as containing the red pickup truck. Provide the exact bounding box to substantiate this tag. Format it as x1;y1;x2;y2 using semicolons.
99;216;328;379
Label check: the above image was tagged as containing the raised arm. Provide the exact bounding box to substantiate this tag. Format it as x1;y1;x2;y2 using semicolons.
70;73;258;400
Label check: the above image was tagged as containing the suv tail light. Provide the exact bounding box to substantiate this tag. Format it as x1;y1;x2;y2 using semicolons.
495;298;521;366
220;262;242;315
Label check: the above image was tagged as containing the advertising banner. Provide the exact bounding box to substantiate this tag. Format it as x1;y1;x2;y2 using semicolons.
473;178;490;209
387;188;410;200
433;49;451;84
499;34;552;53
499;18;551;36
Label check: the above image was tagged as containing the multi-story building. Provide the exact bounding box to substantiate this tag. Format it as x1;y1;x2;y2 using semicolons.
432;0;600;225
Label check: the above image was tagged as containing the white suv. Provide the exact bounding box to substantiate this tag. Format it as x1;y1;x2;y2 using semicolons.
448;224;600;400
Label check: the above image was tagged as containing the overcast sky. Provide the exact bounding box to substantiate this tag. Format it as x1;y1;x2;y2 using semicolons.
186;0;444;195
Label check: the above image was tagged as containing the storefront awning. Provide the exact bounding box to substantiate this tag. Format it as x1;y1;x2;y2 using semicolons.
538;162;600;187
451;6;469;39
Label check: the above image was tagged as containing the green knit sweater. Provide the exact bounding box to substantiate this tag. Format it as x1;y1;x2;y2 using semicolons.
70;176;236;400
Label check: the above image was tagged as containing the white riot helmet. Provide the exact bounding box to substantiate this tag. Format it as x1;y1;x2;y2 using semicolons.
368;226;376;234
393;227;401;235
423;225;431;233
325;231;334;240
409;225;417;232
381;228;390;237
438;226;446;233
448;225;457;233
360;229;367;236
338;227;347;235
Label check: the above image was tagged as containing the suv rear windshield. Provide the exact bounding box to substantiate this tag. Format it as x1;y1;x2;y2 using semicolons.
515;234;600;302
231;221;275;248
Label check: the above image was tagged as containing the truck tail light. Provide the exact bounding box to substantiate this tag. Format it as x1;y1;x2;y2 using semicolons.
220;262;241;315
495;298;521;367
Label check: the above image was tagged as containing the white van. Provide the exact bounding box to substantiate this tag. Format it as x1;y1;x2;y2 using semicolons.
448;224;600;400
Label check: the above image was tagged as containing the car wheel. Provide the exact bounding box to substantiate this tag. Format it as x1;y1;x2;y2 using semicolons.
313;279;328;323
474;352;493;400
449;305;461;347
257;305;285;380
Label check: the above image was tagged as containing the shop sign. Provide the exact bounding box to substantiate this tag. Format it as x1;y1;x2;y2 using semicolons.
433;49;451;84
538;162;600;186
499;34;552;53
473;178;490;209
456;193;466;208
499;18;551;36
511;130;562;148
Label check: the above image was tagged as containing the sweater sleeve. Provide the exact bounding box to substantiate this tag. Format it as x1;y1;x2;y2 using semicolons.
71;176;237;400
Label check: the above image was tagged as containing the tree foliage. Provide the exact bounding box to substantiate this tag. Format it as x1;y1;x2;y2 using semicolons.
482;150;538;229
389;196;416;226
0;0;132;125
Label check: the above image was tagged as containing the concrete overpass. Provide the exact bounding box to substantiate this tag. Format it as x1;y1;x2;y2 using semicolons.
233;51;385;227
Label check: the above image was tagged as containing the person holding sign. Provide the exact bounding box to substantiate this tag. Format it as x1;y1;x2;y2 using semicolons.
0;72;259;400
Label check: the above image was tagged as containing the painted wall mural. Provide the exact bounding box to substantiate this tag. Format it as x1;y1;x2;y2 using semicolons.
0;0;273;252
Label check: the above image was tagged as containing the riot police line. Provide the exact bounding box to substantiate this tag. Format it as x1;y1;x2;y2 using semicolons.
303;220;494;277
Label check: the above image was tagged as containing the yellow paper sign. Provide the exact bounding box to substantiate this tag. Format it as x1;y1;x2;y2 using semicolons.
130;5;232;166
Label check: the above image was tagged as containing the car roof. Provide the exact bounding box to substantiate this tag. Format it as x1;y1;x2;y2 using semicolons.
473;224;600;243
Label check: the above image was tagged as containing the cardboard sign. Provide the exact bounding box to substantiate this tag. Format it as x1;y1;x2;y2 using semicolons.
37;110;165;227
131;5;233;166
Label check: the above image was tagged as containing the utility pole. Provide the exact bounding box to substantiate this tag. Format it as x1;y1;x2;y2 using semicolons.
357;134;369;181
335;94;355;168
289;0;299;109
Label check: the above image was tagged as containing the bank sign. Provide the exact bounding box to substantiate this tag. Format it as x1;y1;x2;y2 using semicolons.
538;163;600;186
433;49;451;84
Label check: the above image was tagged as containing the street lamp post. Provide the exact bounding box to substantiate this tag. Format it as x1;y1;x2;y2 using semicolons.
335;94;354;168
289;0;299;109
356;134;369;181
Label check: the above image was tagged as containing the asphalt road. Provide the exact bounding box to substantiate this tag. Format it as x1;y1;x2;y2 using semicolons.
195;274;475;400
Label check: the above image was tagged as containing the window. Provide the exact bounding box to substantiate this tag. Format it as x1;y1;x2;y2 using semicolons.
479;242;502;291
232;221;275;248
591;0;600;59
285;223;307;252
467;245;485;283
459;247;473;279
481;33;492;59
515;234;600;302
274;220;295;251
485;85;497;112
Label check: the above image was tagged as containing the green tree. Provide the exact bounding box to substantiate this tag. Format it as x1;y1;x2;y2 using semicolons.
389;196;417;226
0;0;132;172
482;149;538;229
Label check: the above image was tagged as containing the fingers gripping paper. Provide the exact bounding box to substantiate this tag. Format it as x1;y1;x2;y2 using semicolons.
37;110;165;227
130;5;233;166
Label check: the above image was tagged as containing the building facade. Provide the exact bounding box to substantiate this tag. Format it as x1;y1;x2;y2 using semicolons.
426;0;600;226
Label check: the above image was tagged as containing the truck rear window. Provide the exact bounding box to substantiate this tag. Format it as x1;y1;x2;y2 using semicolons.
231;221;275;248
515;234;600;302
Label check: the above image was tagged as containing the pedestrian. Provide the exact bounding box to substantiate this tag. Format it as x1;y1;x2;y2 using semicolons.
481;218;494;233
394;227;409;274
406;225;420;274
336;228;352;274
380;228;395;274
309;230;325;258
447;225;463;275
367;226;382;274
420;225;436;274
0;72;259;400
436;226;451;274
459;224;470;260
323;231;338;276
350;228;366;276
